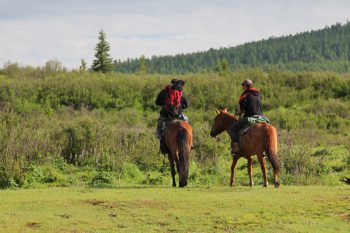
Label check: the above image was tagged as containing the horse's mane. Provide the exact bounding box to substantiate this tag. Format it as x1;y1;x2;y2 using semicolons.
221;110;239;122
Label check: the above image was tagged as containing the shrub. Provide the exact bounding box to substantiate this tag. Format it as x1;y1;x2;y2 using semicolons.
121;162;145;184
89;170;115;187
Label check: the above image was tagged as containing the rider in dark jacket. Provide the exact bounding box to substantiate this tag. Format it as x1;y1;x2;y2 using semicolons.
155;80;188;118
155;79;188;154
230;79;264;154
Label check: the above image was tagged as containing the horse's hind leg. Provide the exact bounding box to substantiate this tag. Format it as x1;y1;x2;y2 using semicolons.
257;154;268;187
168;154;176;187
230;155;239;186
247;157;254;187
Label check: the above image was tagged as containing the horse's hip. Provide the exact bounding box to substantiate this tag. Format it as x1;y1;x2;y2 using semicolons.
240;123;276;154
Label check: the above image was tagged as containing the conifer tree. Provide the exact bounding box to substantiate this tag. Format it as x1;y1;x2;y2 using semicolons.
91;30;114;73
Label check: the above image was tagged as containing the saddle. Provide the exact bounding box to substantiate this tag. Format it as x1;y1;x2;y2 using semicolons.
237;115;270;147
161;119;180;136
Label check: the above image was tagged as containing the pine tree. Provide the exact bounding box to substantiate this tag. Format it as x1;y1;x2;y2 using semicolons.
91;30;114;73
214;58;229;75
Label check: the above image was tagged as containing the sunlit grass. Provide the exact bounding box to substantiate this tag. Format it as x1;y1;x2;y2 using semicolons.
0;186;349;232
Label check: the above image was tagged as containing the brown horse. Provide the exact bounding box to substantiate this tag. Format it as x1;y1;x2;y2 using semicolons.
210;108;280;188
164;120;193;187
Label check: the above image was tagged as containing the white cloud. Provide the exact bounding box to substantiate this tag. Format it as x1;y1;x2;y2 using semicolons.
0;0;349;69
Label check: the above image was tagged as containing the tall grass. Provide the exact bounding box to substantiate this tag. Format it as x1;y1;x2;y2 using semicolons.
0;66;349;188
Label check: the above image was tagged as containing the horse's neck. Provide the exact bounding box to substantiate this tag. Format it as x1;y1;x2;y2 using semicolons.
224;113;237;138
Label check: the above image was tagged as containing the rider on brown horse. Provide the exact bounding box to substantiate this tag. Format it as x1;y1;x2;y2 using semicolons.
230;79;268;155
155;79;189;154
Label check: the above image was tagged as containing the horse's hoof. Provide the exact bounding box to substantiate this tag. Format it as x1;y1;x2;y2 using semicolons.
274;181;280;188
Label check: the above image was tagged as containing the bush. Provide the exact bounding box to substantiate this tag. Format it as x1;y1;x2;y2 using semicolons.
89;170;115;187
121;162;145;184
23;164;67;187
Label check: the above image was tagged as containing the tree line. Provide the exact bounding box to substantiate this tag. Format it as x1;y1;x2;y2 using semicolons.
114;22;350;74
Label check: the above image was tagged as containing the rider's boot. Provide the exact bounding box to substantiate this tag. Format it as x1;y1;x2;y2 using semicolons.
231;142;240;156
159;137;168;155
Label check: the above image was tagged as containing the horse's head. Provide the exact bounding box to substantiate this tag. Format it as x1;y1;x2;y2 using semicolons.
210;108;237;137
210;108;227;137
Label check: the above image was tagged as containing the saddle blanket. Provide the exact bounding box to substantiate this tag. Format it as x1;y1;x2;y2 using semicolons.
238;115;270;144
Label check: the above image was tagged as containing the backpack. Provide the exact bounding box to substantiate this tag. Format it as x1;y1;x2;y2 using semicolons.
163;86;182;117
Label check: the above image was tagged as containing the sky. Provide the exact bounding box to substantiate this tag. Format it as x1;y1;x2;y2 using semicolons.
0;0;349;69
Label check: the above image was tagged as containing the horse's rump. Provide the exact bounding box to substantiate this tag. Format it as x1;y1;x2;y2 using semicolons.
164;120;192;187
165;120;192;151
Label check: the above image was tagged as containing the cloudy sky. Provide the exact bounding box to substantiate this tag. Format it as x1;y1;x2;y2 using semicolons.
0;0;349;69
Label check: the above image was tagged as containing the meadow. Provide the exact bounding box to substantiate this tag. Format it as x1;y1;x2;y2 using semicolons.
0;186;349;232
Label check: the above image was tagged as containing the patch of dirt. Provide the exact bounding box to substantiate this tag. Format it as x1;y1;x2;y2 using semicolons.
337;212;349;222
136;199;160;206
25;222;41;229
109;213;117;218
84;199;106;206
83;198;167;210
58;214;72;219
158;221;169;226
117;224;127;228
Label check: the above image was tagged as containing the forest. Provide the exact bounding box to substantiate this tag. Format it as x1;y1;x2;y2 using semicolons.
115;22;350;74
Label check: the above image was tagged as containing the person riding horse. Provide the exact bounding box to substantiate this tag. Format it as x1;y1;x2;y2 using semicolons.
155;79;189;154
230;79;268;155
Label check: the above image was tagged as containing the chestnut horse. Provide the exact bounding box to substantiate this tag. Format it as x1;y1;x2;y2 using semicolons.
210;108;280;188
164;120;193;187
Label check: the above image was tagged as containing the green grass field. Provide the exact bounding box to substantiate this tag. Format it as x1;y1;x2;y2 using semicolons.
0;186;349;233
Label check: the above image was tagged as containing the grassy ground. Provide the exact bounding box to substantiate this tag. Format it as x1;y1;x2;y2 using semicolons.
0;186;349;233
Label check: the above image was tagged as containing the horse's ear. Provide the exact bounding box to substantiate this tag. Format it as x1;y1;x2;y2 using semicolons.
223;108;227;113
215;109;220;115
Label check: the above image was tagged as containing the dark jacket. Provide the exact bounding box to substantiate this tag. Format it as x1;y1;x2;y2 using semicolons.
239;88;263;117
155;85;188;117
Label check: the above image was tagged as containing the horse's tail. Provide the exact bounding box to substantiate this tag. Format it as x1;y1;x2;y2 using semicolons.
178;128;190;187
265;125;280;176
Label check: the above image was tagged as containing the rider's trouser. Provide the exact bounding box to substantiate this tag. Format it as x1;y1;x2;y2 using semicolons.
229;117;249;143
156;116;170;140
156;114;190;140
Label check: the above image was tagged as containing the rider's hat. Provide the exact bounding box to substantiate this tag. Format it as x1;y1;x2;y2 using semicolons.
171;79;178;85
173;80;185;91
241;79;253;87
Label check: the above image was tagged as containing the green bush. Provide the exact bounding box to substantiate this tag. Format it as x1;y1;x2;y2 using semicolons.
121;162;145;184
89;170;115;187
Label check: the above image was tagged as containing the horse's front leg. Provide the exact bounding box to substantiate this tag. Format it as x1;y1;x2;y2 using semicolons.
168;154;176;187
230;155;239;186
257;154;268;187
247;157;254;187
